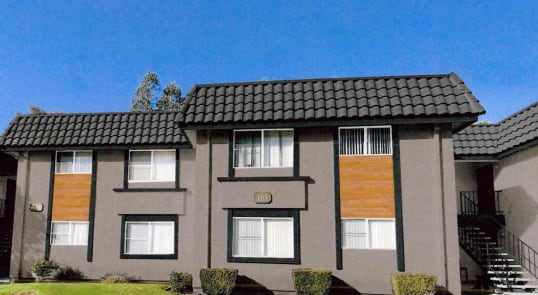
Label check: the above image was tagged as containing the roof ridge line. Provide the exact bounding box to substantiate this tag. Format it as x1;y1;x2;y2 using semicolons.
12;110;181;118
497;101;538;126
190;73;452;89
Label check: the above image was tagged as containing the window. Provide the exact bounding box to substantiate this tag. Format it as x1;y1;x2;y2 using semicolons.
50;221;88;245
234;129;293;168
228;209;300;264
342;218;396;249
339;127;392;155
56;151;92;174
129;150;175;182
120;215;178;259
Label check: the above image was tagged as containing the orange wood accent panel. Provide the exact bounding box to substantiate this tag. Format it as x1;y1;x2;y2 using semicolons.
52;174;91;221
339;155;395;218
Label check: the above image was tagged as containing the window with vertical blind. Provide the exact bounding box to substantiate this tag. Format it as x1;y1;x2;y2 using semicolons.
234;129;293;168
228;209;300;264
128;150;176;182
339;127;392;155
56;151;92;174
342;218;396;249
120;215;178;259
50;221;88;245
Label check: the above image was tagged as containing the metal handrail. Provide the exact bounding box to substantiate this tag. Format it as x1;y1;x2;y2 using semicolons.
485;215;538;279
460;191;503;215
0;199;5;217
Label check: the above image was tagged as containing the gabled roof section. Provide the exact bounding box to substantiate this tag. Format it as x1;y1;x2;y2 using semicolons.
454;101;538;158
177;73;485;129
0;111;189;151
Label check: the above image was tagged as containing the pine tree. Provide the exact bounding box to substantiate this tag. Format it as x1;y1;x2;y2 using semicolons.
131;72;160;112
155;82;182;111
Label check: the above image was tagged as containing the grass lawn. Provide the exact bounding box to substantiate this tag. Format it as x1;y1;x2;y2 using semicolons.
0;282;171;295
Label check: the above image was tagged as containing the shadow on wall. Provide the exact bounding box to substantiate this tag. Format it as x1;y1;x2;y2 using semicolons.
329;276;362;295
20;210;48;278
232;275;274;295
501;186;538;240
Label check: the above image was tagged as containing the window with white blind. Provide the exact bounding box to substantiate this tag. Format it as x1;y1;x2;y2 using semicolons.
50;221;88;245
234;129;293;168
339;127;392;155
342;218;396;249
120;215;178;259
228;209;300;263
233;217;294;258
56;151;92;174
128;150;175;182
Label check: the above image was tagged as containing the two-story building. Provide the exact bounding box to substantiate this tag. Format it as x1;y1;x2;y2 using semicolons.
0;73;485;294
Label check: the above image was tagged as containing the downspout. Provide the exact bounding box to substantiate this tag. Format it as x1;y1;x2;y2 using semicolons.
436;127;450;288
206;130;212;269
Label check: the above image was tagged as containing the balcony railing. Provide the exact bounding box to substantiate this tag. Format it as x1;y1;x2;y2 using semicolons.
0;199;5;217
460;191;503;215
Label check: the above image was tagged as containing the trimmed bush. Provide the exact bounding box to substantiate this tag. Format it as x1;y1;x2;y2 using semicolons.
101;273;140;283
199;268;238;295
391;273;437;295
292;269;332;295
54;266;85;281
170;272;193;294
31;259;59;281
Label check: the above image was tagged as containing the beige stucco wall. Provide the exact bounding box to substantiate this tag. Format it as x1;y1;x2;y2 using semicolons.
495;144;538;251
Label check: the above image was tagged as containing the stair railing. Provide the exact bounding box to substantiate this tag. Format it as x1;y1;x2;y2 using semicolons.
484;215;538;279
460;191;479;215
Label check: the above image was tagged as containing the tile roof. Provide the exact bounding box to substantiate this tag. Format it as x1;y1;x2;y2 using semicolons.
0;111;188;150
178;73;485;127
454;101;538;157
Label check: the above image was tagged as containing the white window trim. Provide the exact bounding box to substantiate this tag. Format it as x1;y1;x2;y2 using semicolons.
124;221;175;255
232;217;294;258
128;149;176;183
233;129;294;169
55;151;92;174
339;126;392;156
50;221;89;246
341;218;396;250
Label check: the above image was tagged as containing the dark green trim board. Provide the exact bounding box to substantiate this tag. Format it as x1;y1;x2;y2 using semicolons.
87;151;98;262
119;214;178;260
123;150;129;189
227;209;301;264
113;187;187;193
293;130;300;177
175;149;180;189
217;176;314;184
392;127;405;271
44;151;56;260
207;131;213;268
228;131;235;177
333;128;342;270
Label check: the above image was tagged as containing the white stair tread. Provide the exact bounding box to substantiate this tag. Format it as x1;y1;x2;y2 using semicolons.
488;265;523;268
491;277;532;281
496;284;538;289
488;271;524;275
491;259;516;262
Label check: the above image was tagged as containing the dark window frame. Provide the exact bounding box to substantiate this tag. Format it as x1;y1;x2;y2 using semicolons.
119;214;178;260
227;209;301;264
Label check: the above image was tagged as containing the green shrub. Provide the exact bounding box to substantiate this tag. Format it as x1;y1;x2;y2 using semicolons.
31;259;59;281
170;272;193;294
54;266;85;281
391;273;437;295
101;273;140;283
199;268;238;295
292;269;332;295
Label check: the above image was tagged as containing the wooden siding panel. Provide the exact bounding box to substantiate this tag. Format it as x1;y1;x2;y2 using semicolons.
52;174;91;221
339;155;395;218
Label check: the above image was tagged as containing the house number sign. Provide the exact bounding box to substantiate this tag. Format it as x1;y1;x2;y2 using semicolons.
254;192;272;204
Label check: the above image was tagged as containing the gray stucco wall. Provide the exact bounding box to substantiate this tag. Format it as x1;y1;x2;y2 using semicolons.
10;125;461;294
495;144;538;251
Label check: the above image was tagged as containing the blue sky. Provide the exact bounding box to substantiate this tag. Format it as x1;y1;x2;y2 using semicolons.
1;1;537;131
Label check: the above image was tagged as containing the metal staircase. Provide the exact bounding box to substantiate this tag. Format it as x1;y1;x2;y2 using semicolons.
459;193;538;293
